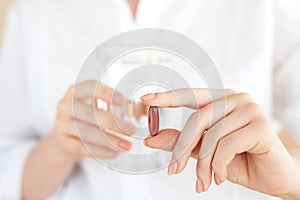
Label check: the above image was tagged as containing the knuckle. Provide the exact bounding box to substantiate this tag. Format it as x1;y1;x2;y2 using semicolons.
245;102;259;110
251;118;270;137
224;88;236;96
188;111;209;133
236;92;253;102
197;159;211;173
245;103;262;116
218;137;231;150
56;99;70;113
201;106;215;126
196;166;211;181
189;111;202;122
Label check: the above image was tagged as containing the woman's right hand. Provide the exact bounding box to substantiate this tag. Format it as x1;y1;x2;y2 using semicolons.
49;80;136;163
22;80;136;200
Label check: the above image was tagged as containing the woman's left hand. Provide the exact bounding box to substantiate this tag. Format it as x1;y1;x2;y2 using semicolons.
141;89;299;198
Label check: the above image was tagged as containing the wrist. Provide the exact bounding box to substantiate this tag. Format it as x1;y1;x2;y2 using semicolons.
22;133;77;200
279;151;300;200
44;133;78;166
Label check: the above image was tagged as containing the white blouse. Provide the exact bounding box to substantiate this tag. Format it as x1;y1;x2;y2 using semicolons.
0;0;299;199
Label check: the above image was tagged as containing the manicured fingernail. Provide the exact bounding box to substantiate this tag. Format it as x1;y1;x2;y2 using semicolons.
175;159;185;174
168;161;178;175
141;93;156;100
214;174;222;185
118;141;132;151
112;92;126;105
196;178;204;193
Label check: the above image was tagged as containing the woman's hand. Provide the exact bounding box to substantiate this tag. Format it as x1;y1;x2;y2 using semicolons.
22;80;135;200
142;89;300;198
50;80;135;162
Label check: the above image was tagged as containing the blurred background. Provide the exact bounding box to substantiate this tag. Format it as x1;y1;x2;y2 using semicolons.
0;0;298;149
0;2;298;200
0;0;297;151
0;0;12;47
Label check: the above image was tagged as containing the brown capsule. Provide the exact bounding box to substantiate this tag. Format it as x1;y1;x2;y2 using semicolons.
148;106;159;136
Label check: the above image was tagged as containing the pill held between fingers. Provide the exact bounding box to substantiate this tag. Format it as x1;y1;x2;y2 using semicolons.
148;106;159;136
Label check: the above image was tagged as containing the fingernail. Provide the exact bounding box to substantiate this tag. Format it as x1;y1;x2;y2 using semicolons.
175;159;183;174
118;141;132;151
141;93;156;100
168;161;178;175
113;92;126;105
196;178;204;193
215;174;222;185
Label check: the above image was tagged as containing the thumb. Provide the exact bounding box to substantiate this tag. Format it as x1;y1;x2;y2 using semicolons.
144;129;179;151
144;129;200;160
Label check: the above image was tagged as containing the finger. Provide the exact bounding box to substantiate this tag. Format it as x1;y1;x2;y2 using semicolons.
199;102;261;159
144;129;180;151
149;92;255;174
130;101;148;120
144;129;201;159
78;122;133;152
70;80;126;105
212;116;276;185
195;128;219;193
168;111;205;175
83;143;119;159
63;99;136;135
145;92;254;176
195;155;213;193
211;122;262;184
169;95;241;175
196;103;261;191
141;88;235;109
55;119;132;151
58;135;119;160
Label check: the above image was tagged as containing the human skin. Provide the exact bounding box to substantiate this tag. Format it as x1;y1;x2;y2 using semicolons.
142;89;300;199
127;0;139;18
22;2;142;199
22;81;135;200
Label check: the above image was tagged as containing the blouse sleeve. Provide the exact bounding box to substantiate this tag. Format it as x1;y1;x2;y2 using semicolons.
0;1;38;199
273;0;300;143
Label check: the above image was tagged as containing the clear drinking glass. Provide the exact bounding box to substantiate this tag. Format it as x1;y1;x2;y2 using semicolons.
73;29;222;174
